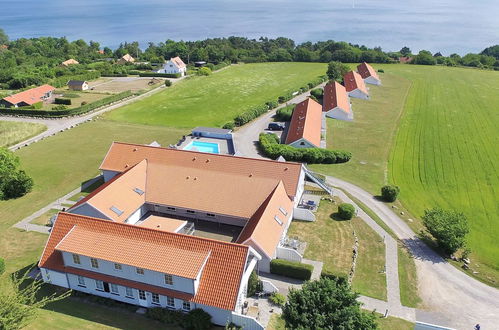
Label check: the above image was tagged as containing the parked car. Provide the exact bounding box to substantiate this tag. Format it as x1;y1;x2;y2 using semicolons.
268;122;285;131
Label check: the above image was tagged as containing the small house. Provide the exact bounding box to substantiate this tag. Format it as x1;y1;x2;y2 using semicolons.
0;84;55;108
399;56;413;64
67;80;89;91
285;98;322;148
117;54;135;65
357;62;381;85
157;56;187;76
61;59;79;67
323;81;353;121
343;71;369;100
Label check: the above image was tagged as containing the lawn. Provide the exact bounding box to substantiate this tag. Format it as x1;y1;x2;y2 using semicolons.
30;208;60;226
104;62;327;128
0;121;46;147
398;244;421;308
287;199;387;300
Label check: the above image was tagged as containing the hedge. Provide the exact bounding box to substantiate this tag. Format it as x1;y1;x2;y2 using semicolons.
234;103;269;126
139;72;181;78
0;90;132;118
101;73;127;77
54;98;72;105
259;133;351;164
270;259;313;280
275;104;295;121
146;308;212;330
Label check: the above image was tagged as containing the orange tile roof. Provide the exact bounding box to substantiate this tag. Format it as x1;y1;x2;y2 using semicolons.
3;84;55;106
119;54;135;62
343;71;368;95
236;181;292;257
99;142;303;200
61;59;79;66
357;62;379;81
285;98;322;147
399;56;412;63
56;225;209;279
138;215;187;232
171;56;186;69
323;81;350;113
40;212;249;310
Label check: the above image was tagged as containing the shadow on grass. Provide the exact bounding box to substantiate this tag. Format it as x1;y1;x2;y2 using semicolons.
329;212;349;222
80;176;104;193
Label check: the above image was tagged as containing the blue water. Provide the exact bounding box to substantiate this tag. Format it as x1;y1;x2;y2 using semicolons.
1;0;498;54
183;141;220;154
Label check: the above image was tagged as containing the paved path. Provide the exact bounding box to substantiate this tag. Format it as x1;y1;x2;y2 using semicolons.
233;82;327;158
326;176;499;329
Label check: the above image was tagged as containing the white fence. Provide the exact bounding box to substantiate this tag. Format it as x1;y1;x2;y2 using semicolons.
293;208;315;221
231;312;264;330
276;246;303;262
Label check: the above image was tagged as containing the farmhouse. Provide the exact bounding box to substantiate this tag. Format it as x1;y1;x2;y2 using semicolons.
67;80;89;91
39;142;308;328
157;56;187;76
0;84;55;108
322;81;353;121
61;59;79;67
399;56;413;64
343;71;369;100
117;54;135;64
357;62;381;85
285;98;322;148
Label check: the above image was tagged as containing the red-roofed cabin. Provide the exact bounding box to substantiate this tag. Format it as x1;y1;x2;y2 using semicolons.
285;98;323;148
357;62;381;86
0;84;55;108
323;81;353;121
343;71;369;100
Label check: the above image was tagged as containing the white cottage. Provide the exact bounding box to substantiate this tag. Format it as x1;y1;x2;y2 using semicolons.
157;56;187;76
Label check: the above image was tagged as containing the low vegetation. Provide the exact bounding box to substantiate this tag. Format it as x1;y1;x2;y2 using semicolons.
269;292;286;307
0;121;46;148
270;259;313;280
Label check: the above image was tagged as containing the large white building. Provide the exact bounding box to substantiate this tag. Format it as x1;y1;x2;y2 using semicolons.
39;142;307;328
157;56;187;76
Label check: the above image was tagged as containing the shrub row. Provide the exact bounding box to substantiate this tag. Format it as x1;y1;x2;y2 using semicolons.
234;103;270;126
270;259;313;280
54;98;71;105
146;308;212;330
101;73;128;77
275;104;295;122
0;91;132;118
259;133;351;164
139;72;181;78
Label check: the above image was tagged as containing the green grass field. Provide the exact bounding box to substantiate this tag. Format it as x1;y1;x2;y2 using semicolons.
288;199;387;301
105;62;327;128
0;121;46;147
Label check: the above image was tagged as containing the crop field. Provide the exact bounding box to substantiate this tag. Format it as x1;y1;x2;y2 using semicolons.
0;121;47;147
105;62;327;128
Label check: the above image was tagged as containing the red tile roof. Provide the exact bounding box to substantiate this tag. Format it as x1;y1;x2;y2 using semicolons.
323;81;350;113
171;56;186;69
285;98;322;147
357;62;379;81
3;84;55;106
399;56;413;63
40;212;249;310
343;71;368;95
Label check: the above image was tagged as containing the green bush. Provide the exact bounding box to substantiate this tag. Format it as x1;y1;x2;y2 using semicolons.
183;309;212;330
0;257;4;275
338;203;355;220
2;170;34;199
54;98;72;105
381;185;400;202
225;323;242;330
278;93;293;103
138;72;181;78
378;69;385;73
259;133;351;164
197;67;212;76
265;100;278;109
269;292;286;306
247;271;263;297
320;270;348;284
422;207;469;255
270;259;313;280
146;307;185;325
52;105;68;110
275;104;295;121
222;122;235;130
101;73;128;77
128;70;141;75
164;79;172;87
310;88;324;99
234;104;269;126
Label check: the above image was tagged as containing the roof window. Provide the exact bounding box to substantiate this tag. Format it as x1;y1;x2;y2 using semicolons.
133;187;144;195
274;215;283;226
110;206;124;216
279;207;288;216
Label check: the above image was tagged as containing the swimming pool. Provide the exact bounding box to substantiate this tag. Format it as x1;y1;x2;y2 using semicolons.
183;141;220;154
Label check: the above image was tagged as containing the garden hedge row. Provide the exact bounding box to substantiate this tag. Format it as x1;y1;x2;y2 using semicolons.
146;308;212;330
139;72;181;78
270;259;313;280
101;73;128;77
54;98;72;105
259;133;351;164
275;104;295;121
0;91;132;118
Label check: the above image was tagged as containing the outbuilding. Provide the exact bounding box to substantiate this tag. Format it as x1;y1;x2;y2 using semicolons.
285;98;322;148
343;71;369;100
323;81;353;121
357;62;381;85
67;80;89;91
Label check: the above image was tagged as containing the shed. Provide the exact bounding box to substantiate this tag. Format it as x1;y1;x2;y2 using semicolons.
67;80;89;91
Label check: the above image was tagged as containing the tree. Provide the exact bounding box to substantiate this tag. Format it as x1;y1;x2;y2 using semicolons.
0;268;70;330
326;61;350;82
0;148;34;199
338;203;355;220
400;46;411;56
480;45;499;59
413;50;437;65
0;28;8;45
164;79;172;87
283;277;377;329
381;185;400;202
422;208;469;255
246;271;262;296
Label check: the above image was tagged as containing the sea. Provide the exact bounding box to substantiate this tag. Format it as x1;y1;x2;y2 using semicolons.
1;0;498;55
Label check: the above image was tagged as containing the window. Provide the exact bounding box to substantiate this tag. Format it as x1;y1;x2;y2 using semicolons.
138;290;146;300
274;215;283;226
300;142;305;146
133;187;144;195
206;213;215;217
114;263;122;271
164;274;173;285
167;207;176;211
136;267;144;275
152;293;160;304
166;296;175;307
279;207;288;216
95;280;104;291
186;210;195;214
72;254;81;264
110;205;124;216
110;283;119;294
182;300;191;311
90;258;99;269
77;275;85;287
125;287;134;298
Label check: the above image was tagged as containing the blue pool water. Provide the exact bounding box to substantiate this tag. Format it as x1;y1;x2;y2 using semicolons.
183;141;220;154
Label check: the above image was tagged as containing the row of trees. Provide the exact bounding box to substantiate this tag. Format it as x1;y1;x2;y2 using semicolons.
400;46;499;69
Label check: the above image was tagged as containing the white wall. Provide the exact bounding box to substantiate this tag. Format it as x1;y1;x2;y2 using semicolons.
348;89;369;100
294;167;306;207
325;108;354;121
364;76;381;85
276;246;303;262
40;268;69;288
61;252;196;294
125;205;147;225
293;208;315;221
151;204;248;227
289;138;317;149
197;304;233;326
